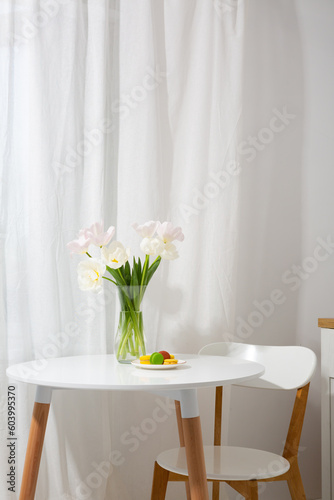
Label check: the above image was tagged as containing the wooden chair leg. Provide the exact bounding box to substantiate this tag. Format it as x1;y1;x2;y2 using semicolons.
212;480;220;500
212;386;223;500
19;402;50;500
248;481;259;500
225;480;258;500
151;461;170;500
286;461;306;500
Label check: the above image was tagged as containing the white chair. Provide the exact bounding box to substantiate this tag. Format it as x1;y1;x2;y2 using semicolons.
151;342;316;500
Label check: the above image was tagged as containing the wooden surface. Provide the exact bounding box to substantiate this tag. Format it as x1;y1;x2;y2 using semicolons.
214;386;223;446
19;402;50;500
175;401;191;500
151;462;170;500
182;416;209;500
226;480;259;500
213;386;223;500
318;318;334;329
151;405;208;499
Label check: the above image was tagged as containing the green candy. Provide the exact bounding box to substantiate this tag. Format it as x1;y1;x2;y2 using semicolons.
150;352;164;365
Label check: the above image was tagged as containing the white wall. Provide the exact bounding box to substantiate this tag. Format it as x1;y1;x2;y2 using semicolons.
165;2;333;499
223;1;334;499
2;2;332;499
295;1;334;498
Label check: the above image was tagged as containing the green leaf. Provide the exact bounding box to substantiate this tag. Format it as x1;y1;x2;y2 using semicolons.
136;257;142;283
106;266;123;285
118;264;128;285
124;261;131;285
146;257;161;285
131;258;141;308
118;289;126;310
131;257;139;287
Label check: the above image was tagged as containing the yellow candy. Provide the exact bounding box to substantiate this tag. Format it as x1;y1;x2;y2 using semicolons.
164;359;178;364
139;353;176;365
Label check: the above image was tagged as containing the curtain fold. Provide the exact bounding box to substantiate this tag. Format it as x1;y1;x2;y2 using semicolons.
0;1;243;498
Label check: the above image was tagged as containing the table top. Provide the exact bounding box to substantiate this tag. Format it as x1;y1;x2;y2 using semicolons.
318;318;334;329
6;354;264;391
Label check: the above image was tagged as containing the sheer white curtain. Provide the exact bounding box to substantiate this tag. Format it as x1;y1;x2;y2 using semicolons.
0;0;244;498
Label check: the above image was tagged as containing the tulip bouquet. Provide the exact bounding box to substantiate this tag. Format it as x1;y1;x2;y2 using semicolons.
67;221;184;362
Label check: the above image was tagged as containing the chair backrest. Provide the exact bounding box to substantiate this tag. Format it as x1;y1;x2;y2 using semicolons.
199;342;317;390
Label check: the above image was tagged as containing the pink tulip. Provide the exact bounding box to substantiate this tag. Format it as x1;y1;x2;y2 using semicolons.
67;229;91;255
85;222;115;247
156;222;184;243
132;221;160;239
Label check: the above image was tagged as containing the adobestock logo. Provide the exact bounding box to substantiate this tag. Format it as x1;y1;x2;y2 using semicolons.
15;321;80;380
179;106;296;223
111;67;167;120
179;160;241;223
10;0;70;52
238;107;296;162
53;66;167;177
213;0;240;19
234;235;334;340
72;397;175;499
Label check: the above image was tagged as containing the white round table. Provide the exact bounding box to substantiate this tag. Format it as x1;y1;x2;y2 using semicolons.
7;354;264;500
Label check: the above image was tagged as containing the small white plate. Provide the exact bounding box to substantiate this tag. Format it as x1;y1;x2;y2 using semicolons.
131;359;187;370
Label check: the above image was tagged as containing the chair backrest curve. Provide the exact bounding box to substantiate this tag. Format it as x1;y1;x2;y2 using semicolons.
199;342;317;390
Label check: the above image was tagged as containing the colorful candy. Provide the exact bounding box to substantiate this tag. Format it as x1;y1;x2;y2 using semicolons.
139;352;178;365
150;352;164;365
159;351;171;360
139;355;150;364
163;359;178;365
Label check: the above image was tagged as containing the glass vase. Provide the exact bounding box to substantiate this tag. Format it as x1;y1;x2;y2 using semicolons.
114;286;147;363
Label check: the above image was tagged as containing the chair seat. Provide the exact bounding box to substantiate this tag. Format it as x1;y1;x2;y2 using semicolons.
157;445;290;481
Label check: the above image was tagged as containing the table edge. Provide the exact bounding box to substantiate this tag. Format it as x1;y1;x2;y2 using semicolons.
6;356;265;392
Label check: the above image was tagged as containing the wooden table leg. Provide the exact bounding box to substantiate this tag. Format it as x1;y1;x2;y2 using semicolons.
19;386;52;500
180;389;209;500
175;401;191;500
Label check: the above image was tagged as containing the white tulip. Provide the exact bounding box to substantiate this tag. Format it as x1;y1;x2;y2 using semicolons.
161;242;179;260
77;259;106;292
140;237;164;256
101;241;130;269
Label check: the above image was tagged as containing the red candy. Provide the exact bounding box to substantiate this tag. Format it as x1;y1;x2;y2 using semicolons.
159;351;170;360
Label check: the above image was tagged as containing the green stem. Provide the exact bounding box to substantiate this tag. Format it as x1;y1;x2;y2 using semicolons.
86;252;92;258
117;314;131;358
128;307;145;353
116;310;146;359
117;268;127;285
149;256;160;268
102;276;117;285
128;325;135;355
139;255;149;303
141;255;150;286
115;267;148;360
